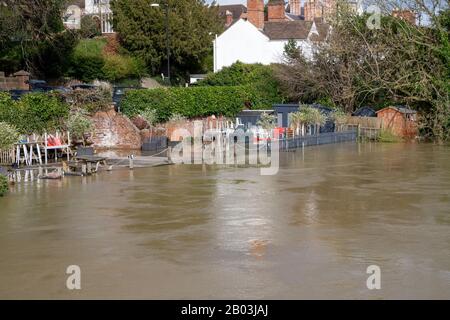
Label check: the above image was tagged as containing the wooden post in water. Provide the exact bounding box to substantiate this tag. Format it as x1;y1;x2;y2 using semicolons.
129;156;134;170
81;164;87;175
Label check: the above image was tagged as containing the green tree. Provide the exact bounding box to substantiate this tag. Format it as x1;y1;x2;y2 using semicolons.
0;0;78;78
283;39;300;61
110;0;224;80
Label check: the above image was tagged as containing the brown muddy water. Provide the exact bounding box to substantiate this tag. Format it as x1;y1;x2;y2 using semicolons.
0;142;449;299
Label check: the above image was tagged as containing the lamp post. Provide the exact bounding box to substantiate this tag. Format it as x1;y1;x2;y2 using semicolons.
150;1;170;84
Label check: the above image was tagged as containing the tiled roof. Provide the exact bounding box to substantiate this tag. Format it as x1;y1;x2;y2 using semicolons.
263;21;314;40
308;22;330;42
66;0;85;8
218;4;247;20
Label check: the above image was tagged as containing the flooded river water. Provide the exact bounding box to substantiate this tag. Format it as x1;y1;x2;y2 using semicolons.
0;142;449;299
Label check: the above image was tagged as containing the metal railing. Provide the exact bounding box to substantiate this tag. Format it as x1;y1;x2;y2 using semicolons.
278;130;358;150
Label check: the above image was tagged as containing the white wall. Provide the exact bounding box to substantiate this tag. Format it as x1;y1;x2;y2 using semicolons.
213;19;314;72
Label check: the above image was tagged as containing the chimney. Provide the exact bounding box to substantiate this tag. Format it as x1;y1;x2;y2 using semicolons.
289;0;300;16
247;0;265;29
225;10;233;27
268;0;286;22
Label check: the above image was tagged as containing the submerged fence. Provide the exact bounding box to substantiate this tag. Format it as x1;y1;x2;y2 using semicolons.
278;130;358;150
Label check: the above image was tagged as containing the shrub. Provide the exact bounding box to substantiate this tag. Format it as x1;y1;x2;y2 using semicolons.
0;92;20;126
377;129;401;143
0;92;69;134
257;113;277;130
65;110;93;142
121;86;261;122
63;88;112;114
80;15;101;38
139;109;158;126
67;38;146;82
0;175;8;197
197;62;284;108
0;122;20;150
102;54;146;82
17;93;69;134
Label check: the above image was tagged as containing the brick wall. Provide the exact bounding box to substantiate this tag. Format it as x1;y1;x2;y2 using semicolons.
247;0;265;29
0;71;30;91
268;0;286;21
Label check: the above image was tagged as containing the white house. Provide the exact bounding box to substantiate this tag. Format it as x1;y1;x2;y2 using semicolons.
85;0;114;34
64;0;114;33
213;0;331;72
213;19;329;72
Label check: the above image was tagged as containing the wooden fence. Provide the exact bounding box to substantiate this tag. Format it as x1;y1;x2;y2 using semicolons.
0;149;15;165
345;116;384;139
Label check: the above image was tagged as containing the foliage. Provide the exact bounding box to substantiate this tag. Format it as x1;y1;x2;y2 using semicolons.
330;109;348;126
139;108;158;126
257;113;277;130
377;129;401;143
0;92;69;134
80;15;102;39
169;113;187;123
275;4;449;142
283;39;301;61
18;93;69;134
299;106;327;126
62;86;112;114
121;86;261;122
0;0;78;78
0;175;8;197
0;122;20;150
103;54;146;82
110;0;224;79
197;62;284;108
67;38;147;82
65;110;93;141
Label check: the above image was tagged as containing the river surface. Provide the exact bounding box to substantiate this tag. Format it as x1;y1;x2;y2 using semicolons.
0;142;449;299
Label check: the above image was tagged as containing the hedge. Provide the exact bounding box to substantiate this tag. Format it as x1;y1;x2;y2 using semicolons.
0;175;8;197
197;62;285;107
120;86;262;122
0;92;69;134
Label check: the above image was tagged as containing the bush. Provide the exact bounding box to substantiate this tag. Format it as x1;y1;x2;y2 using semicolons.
197;62;284;108
257;113;277;130
18;93;69;134
139;109;158;126
121;86;261;122
0;122;20;150
80;16;101;38
0;175;8;197
0;92;69;134
67;38;146;82
68;54;105;82
63;83;112;114
67;39;107;82
65;110;93;142
377;129;401;143
102;55;146;82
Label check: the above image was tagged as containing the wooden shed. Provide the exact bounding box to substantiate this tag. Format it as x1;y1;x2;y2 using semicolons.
376;106;418;138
